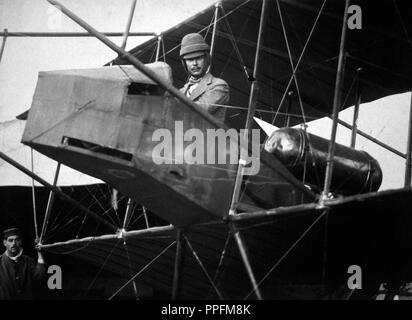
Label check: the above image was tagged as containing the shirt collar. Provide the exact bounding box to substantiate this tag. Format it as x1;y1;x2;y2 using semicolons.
5;248;23;261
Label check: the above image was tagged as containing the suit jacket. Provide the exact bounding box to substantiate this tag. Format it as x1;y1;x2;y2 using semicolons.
180;73;229;123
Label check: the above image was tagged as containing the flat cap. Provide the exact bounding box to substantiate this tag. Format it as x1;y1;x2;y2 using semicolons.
3;228;22;239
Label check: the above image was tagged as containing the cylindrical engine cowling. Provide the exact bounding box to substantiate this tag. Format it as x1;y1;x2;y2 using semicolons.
264;128;383;195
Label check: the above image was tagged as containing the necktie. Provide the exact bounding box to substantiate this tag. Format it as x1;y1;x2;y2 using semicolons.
186;77;201;96
188;76;202;85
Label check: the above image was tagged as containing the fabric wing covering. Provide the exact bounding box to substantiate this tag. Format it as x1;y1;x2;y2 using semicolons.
112;0;412;129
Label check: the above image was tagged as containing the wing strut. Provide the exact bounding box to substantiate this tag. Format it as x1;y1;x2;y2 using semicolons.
0;31;156;37
405;93;412;186
122;198;137;230
38;162;61;245
120;0;137;50
332;117;406;159
171;229;185;299
231;223;262;300
226;0;268;301
321;0;351;203
350;68;363;147
30;148;39;242
0;28;7;64
155;35;163;62
209;2;221;61
228;0;268;218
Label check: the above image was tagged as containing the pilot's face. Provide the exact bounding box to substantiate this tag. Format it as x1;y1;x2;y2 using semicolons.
184;54;208;79
3;235;22;257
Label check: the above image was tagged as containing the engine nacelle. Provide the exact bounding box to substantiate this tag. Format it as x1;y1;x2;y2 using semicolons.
264;128;383;195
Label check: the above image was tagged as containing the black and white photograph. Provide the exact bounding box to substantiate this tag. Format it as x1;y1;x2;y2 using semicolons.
0;0;412;304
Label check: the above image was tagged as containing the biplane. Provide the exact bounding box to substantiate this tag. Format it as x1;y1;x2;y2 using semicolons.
1;0;412;299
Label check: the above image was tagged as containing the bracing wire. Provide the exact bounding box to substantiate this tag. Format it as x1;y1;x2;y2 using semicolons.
244;209;328;299
148;41;157;63
272;0;327;126
204;102;320;120
76;214;89;240
321;209;329;288
123;239;140;299
46;184;119;241
160;0;253;60
184;235;224;300
275;0;308;129
235;219;283;232
84;185;119;227
220;4;255;82
46;186;95;239
207;231;232;298
392;0;412;51
203;11;216;40
129;207;147;229
84;238;122;297
108;240;176;300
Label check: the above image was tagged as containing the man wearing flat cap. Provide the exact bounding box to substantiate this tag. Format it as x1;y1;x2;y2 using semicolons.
179;33;229;123
0;228;46;300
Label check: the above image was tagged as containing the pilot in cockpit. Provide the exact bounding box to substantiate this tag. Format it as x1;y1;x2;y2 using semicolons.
179;33;230;123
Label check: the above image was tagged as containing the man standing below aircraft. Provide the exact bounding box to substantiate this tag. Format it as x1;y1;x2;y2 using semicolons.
0;228;46;300
179;33;229;123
